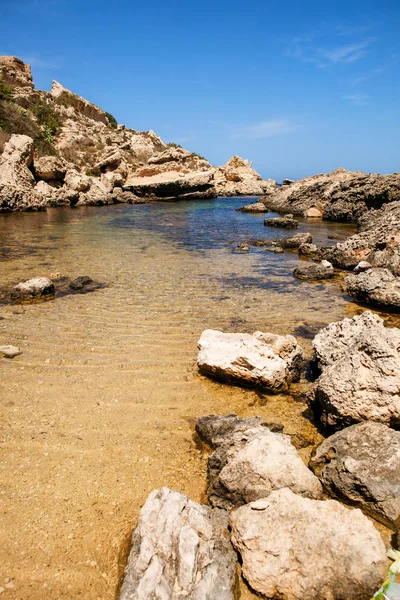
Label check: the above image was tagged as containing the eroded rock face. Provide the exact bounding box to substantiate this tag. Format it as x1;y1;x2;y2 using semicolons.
119;487;238;600
293;260;334;280
230;488;387;600
33;156;67;182
124;170;217;200
324;201;400;274
262;168;400;221
311;422;400;529
197;329;304;392
311;311;400;429
196;415;322;509
343;268;400;310
11;277;54;302
298;243;322;259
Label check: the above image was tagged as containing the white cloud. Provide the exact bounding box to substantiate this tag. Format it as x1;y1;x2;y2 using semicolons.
229;119;299;139
342;93;370;106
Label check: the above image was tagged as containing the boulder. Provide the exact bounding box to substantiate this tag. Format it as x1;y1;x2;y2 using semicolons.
310;311;400;429
119;487;238;600
33;155;66;182
323;201;400;274
264;215;298;228
196;415;322;509
197;329;304;392
293;260;334;280
343;268;400;310
230;488;387;600
64;170;92;193
69;276;93;290
236;201;268;213
298;243;322;259
214;155;278;196
0;345;22;358
11;276;54;302
355;260;372;273
311;422;400;529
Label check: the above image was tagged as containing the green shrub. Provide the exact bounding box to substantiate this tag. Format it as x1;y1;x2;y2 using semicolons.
31;101;62;138
192;151;206;160
85;168;97;177
105;111;117;128
0;100;39;137
0;78;14;102
167;142;183;149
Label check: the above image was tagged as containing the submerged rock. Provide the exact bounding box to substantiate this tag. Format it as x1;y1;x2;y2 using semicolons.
11;276;54;302
69;276;93;290
343;268;400;310
0;345;22;358
119;487;238;600
197;329;304;392
264;215;298;228
237;242;250;251
311;422;400;529
230;488;387;600
196;415;322;509
310;311;400;429
279;232;313;249
293;260;334;280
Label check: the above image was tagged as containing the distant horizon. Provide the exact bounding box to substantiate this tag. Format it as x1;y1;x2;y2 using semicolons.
1;0;399;181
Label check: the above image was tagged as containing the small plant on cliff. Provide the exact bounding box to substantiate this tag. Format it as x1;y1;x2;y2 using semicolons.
85;168;97;177
167;142;182;149
105;111;117;128
0;78;14;102
192;151;206;160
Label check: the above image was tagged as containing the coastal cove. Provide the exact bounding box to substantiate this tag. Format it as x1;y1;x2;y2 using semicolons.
1;197;399;599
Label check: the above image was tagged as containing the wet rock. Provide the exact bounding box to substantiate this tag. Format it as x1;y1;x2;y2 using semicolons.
69;276;93;290
196;415;322;509
119;487;238;600
0;345;22;358
311;422;400;529
265;245;284;253
279;232;312;249
230;488;387;600
264;215;298;228
236;201;268;213
197;329;304;392
298;243;322;259
343;268;400;310
293;260;334;280
11;276;54;302
310;311;400;429
324;201;400;274
237;242;250;251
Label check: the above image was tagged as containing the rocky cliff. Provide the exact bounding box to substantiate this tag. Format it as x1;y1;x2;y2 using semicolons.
0;56;274;211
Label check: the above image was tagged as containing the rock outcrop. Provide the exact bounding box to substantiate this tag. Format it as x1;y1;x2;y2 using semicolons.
197;329;304;392
293;260;334;280
311;422;400;529
196;415;322;509
119;487;238;600
343;267;400;310
324;201;400;275
237;201;268;212
310;311;400;429
230;488;387;600
264;215;298;228
214;155;278;196
262;168;400;221
123;170;216;200
11;276;54;302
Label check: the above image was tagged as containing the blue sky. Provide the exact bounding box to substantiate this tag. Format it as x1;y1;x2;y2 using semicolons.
1;0;399;181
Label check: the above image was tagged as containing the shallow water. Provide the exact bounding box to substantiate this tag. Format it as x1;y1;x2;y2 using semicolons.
0;198;397;599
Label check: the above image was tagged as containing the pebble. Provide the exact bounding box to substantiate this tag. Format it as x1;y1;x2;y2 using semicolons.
0;345;22;358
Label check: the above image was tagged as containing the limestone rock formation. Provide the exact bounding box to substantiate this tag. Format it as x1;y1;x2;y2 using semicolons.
324;201;400;275
311;422;400;529
343;268;400;310
262;167;400;221
293;260;334;280
33;155;67;182
298;242;322;259
310;311;400;429
246;232;313;251
11;276;55;302
123;170;216;200
0;134;43;211
196;415;322;509
230;488;387;600
119;487;238;600
236;201;268;212
214;155;278;196
197;329;304;392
